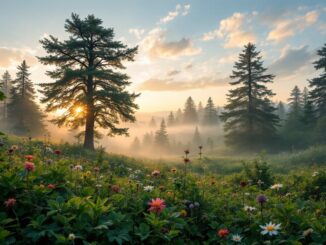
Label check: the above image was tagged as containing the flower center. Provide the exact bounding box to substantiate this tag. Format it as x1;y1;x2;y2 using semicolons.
266;225;274;231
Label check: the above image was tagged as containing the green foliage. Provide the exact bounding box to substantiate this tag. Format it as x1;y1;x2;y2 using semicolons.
0;137;325;244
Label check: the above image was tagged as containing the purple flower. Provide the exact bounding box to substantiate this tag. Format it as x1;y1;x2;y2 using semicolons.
256;194;267;204
189;203;195;209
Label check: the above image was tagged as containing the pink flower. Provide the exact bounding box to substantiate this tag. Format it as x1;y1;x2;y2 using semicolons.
148;198;166;214
4;198;16;208
25;155;34;161
151;170;160;177
24;162;35;172
110;185;120;193
47;184;56;189
218;228;230;238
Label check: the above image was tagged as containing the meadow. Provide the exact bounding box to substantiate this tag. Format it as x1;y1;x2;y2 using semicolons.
0;136;325;244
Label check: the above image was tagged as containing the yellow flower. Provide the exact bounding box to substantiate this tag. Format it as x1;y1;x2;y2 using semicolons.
180;209;187;217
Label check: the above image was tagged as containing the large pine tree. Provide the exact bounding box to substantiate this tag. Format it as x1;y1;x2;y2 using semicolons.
287;85;302;118
0;71;11;118
7;61;45;136
154;119;169;149
220;43;279;150
203;97;218;125
309;43;326;119
38;13;139;150
301;87;315;126
183;96;198;124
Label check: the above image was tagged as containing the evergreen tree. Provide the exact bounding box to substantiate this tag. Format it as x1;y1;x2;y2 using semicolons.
301;87;315;126
287;85;302;118
149;117;156;128
130;137;141;152
220;43;279;150
175;108;183;125
38;13;138;150
193;126;202;146
167;111;175;127
0;71;11;119
309;43;326;119
277;101;286;123
143;132;153;146
7;61;45;136
203;97;219;125
154;119;169;148
183;96;198;124
197;101;204;123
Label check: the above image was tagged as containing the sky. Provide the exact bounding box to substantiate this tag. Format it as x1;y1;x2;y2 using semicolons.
0;0;325;112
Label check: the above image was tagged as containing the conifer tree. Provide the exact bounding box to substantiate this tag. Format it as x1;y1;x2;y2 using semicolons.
287;85;302;118
197;101;204;123
175;108;183;125
220;43;279;150
277;101;286;123
167;111;175;127
130;137;141;152
38;13;138;150
193;126;202;145
203;97;219;125
0;71;11;119
301;87;315;126
154;119;169;148
309;43;326;119
7;61;45;136
183;96;198;124
149;117;156;128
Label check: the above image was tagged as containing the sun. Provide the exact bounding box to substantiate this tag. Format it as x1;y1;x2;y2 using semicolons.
75;107;83;114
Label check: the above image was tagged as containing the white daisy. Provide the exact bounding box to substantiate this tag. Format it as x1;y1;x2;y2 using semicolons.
231;234;242;242
244;205;256;212
312;171;319;177
73;165;83;171
144;185;154;192
270;184;283;190
260;222;281;236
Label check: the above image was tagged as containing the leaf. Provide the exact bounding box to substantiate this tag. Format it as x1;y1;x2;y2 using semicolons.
135;223;150;241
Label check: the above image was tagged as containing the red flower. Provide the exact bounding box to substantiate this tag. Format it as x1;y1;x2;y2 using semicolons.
47;184;56;189
4;198;16;208
240;181;247;187
218;228;230;238
25;155;34;161
24;162;35;172
148;198;166;214
110;185;120;193
54;150;61;155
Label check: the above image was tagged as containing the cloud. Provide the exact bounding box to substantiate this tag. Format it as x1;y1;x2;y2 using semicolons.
159;4;191;24
218;53;238;64
129;28;145;39
202;12;256;48
167;70;181;76
267;11;318;42
269;46;315;77
0;47;38;68
141;28;201;59
139;76;229;91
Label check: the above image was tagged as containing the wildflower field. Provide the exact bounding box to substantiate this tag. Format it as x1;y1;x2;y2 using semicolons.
0;138;325;244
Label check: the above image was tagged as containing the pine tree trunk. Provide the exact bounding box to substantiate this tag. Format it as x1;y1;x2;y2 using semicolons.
84;111;95;150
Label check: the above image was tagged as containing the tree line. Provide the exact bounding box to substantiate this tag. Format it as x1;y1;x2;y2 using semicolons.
0;13;325;153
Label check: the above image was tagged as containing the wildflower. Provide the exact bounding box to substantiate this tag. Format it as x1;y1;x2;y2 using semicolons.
54;150;61;155
194;202;200;207
144;185;154;192
184;157;190;164
189;203;195;209
47;184;56;189
24;162;35;172
73;165;83;171
180;209;187;217
93;167;100;172
25;155;34;161
217;228;230;238
135;169;142;174
11;145;18;151
171;168;177;173
231;234;242;242
46;159;53;165
4;198;16;208
159;185;165;191
39;184;45;189
303;228;313;237
244;192;250;196
257;179;264;186
110;185;120;193
95;184;102;188
184;149;189;155
240;180;247;187
312;171;319;177
68;233;76;241
45;147;53;153
270;183;283;190
260;222;281;236
148;198;166;214
151;170;160;177
256;194;267;204
244;205;256;212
